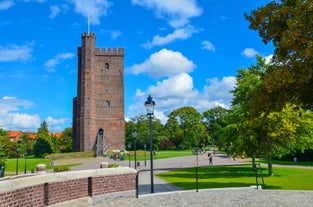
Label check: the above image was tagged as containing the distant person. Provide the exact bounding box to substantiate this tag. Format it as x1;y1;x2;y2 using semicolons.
209;155;213;165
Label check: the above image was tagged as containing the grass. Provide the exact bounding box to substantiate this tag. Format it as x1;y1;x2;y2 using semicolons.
157;165;313;190
3;156;80;175
126;150;194;161
258;159;313;166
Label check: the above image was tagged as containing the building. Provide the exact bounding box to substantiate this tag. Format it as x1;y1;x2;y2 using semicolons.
72;32;125;156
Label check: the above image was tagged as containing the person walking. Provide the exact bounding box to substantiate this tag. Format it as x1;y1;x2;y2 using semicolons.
209;155;213;165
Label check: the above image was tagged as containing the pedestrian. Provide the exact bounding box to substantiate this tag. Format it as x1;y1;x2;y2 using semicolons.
209;155;213;165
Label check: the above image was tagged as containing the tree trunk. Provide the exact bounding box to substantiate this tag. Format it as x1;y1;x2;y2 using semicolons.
267;156;273;176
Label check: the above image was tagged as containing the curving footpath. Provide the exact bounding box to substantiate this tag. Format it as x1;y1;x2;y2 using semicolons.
52;153;313;207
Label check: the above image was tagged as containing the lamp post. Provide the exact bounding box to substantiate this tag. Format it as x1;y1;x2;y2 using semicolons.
24;152;27;174
144;143;147;166
16;139;22;175
128;143;131;167
16;146;20;175
133;129;137;169
145;95;156;193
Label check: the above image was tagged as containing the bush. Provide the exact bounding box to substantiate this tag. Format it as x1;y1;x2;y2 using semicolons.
53;166;71;172
46;151;95;160
108;163;119;168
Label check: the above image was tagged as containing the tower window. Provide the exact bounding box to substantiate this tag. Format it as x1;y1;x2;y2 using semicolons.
105;63;109;69
105;100;110;107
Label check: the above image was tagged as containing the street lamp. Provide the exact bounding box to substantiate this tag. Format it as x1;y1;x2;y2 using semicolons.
144;143;147;166
16;146;20;175
128;143;131;167
24;152;27;174
145;95;156;193
133;129;137;169
16;139;22;175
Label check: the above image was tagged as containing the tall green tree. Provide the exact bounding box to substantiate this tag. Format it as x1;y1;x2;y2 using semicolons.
58;127;73;153
202;107;229;148
245;0;313;110
125;115;166;151
166;106;202;150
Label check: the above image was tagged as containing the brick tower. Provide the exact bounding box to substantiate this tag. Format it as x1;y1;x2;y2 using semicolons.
73;32;125;156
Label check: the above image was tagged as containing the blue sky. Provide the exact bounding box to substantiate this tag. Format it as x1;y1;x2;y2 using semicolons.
0;0;273;132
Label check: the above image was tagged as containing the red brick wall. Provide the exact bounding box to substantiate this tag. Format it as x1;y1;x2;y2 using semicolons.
0;169;136;207
0;184;44;207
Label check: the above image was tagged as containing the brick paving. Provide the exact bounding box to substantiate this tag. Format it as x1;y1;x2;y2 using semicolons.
55;153;313;207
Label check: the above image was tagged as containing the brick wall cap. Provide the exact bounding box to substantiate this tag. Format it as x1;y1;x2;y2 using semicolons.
0;167;136;194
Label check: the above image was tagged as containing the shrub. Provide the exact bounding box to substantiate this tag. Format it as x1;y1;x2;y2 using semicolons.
108;163;119;168
53;166;71;172
46;151;95;160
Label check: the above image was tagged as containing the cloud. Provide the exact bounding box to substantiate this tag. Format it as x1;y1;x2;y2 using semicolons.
0;0;14;10
142;25;199;48
147;73;198;99
242;48;259;58
0;43;34;62
131;0;202;28
264;54;273;64
201;41;215;51
110;30;122;40
45;116;68;132
44;52;74;72
69;0;111;25
127;48;196;78
126;76;236;124
49;4;69;19
0;96;41;130
202;76;236;107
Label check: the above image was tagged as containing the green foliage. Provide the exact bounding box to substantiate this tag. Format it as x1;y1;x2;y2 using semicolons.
202;107;229;148
125;115;166;151
33;137;52;157
36;121;49;139
53;166;71;172
245;0;313;110
45;151;95;160
108;163;119;168
166;106;203;150
58;127;73;153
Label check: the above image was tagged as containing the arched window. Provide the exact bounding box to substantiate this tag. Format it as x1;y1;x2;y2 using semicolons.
105;63;109;69
105;100;110;107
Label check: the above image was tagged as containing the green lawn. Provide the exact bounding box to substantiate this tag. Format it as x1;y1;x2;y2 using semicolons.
157;165;313;190
127;150;193;160
3;157;79;175
4;157;51;173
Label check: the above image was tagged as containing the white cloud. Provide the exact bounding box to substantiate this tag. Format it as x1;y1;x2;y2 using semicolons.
131;0;202;28
127;48;196;78
69;0;111;25
142;26;199;48
242;48;259;58
49;4;69;19
44;52;74;72
203;76;236;107
0;0;14;10
50;5;60;19
0;96;41;130
126;76;236;124
264;54;273;64
46;116;68;132
202;41;215;51
0;43;34;62
110;30;122;40
147;73;198;99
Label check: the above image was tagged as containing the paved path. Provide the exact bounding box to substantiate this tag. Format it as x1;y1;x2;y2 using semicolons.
52;153;313;207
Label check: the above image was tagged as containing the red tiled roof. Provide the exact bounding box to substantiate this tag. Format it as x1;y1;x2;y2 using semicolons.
7;131;23;142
